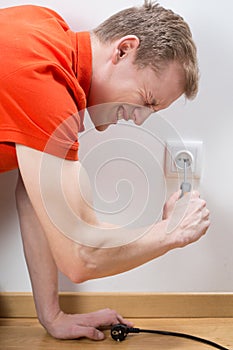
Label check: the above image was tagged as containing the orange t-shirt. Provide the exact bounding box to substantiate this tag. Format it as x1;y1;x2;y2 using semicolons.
0;5;92;173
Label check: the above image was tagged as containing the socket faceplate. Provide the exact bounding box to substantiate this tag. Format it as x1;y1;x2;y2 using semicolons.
165;140;203;179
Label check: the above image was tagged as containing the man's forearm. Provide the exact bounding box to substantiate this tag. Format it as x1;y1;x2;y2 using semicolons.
15;174;60;328
77;219;172;280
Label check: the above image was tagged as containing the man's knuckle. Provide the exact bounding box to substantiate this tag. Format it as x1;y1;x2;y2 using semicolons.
106;307;114;313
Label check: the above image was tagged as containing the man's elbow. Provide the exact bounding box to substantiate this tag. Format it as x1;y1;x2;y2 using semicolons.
68;271;89;284
66;266;97;284
62;247;99;284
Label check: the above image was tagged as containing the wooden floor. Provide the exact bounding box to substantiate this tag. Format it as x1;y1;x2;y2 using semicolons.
1;317;233;350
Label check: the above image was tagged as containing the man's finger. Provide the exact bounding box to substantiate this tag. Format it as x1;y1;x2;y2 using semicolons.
117;314;134;327
71;325;105;341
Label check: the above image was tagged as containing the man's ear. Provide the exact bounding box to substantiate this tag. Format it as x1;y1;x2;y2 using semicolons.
112;35;140;64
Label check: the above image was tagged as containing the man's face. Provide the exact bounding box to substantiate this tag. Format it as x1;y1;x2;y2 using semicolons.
88;59;184;131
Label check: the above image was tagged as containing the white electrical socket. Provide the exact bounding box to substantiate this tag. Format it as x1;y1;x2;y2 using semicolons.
165;140;203;179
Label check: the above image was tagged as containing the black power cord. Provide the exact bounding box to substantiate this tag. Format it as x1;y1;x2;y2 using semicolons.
111;324;230;350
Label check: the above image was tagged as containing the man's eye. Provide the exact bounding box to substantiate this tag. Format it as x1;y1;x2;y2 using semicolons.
144;103;157;112
144;102;152;108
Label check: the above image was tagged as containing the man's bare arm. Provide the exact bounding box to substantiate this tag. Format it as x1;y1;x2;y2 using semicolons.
16;144;210;283
15;173;132;340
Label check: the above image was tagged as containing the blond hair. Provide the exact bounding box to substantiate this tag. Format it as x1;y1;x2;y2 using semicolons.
93;1;199;99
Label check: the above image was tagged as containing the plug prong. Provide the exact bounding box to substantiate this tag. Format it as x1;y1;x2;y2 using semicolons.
184;158;187;183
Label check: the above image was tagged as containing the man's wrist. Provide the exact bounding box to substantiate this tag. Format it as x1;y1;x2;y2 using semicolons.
35;297;61;328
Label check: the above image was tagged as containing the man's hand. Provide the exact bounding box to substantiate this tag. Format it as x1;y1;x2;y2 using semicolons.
43;308;133;340
162;190;210;247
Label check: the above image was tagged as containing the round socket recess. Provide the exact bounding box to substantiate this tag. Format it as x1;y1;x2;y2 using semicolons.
174;150;193;170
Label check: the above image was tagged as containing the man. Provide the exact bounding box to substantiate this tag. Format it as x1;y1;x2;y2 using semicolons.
0;1;210;341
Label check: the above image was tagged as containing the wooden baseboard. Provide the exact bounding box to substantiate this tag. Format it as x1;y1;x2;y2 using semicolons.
1;292;233;318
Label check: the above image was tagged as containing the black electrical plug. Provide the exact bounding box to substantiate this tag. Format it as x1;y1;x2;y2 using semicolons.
111;324;129;341
111;324;140;342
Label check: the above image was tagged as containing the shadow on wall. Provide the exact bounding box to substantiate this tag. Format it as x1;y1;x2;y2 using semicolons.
59;271;77;291
0;170;18;238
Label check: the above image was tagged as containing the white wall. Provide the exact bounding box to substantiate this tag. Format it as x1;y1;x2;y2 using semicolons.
0;0;233;293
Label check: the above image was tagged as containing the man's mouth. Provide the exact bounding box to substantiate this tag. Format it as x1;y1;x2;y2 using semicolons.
117;105;125;121
116;105;140;124
117;105;132;122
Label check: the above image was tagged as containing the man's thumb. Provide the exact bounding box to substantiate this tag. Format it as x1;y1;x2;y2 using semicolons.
73;326;105;341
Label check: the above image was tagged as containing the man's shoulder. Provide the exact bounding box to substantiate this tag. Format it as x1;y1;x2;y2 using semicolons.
0;4;70;33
